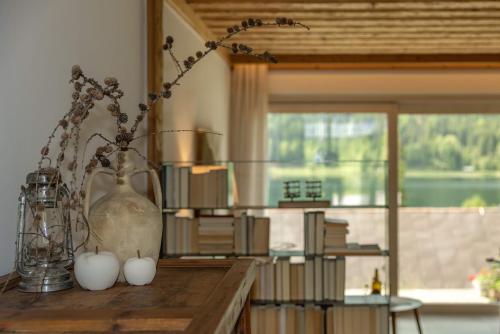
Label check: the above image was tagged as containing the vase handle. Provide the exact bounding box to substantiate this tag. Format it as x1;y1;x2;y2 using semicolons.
83;167;115;220
130;168;163;209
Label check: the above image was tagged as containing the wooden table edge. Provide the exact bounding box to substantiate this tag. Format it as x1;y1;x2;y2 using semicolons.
185;259;256;334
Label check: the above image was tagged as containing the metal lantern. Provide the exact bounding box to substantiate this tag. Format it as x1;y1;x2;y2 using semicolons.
16;167;74;292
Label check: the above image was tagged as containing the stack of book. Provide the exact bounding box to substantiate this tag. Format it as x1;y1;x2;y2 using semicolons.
162;164;228;209
163;214;198;255
254;256;345;303
324;218;349;252
198;216;234;254
304;211;325;255
163;213;271;256
326;306;389;334
162;165;190;209
323;257;345;301
189;167;228;209
306;257;325;302
234;214;270;255
251;257;275;301
251;305;324;334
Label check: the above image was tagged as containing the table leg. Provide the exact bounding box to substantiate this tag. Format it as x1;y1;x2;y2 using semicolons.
414;309;423;334
243;296;251;334
391;312;397;334
233;296;252;334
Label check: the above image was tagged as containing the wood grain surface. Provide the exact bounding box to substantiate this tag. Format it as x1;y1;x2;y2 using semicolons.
0;259;256;334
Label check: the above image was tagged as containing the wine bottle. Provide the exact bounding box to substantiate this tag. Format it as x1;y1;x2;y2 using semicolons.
371;268;382;295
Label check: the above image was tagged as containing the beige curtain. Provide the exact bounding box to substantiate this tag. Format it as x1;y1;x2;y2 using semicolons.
229;64;268;207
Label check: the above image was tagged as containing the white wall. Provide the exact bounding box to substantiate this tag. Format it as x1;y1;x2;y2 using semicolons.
0;0;146;275
162;4;231;162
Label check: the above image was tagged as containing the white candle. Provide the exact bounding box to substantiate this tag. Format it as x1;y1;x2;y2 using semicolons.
123;250;156;286
74;247;120;291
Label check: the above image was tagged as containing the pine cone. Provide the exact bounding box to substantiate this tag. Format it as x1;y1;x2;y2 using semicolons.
96;146;106;155
71;65;82;80
118;113;128;123
104;77;118;86
59;119;69;129
74;82;83;92
100;158;111;168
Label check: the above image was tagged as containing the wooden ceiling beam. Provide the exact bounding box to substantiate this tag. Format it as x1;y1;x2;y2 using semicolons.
198;12;500;20
211;26;500;33
232;39;500;45
194;9;500;16
190;1;500;11
232;45;500;52
228;33;500;40
186;0;500;3
204;18;500;26
245;48;500;55
232;53;500;69
208;20;500;28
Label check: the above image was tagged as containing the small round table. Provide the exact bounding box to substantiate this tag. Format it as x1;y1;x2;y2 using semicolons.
390;297;423;334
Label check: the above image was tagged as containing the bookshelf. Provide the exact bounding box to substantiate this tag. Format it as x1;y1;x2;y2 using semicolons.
160;160;391;334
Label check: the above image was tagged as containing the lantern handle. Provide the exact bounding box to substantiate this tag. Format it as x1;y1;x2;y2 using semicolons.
15;188;28;275
129;168;162;209
83;167;115;220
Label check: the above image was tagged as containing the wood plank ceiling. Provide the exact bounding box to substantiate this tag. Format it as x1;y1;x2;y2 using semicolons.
177;0;500;66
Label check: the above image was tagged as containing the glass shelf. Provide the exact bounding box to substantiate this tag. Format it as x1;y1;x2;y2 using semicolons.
251;295;390;307
163;205;389;213
161;159;388;209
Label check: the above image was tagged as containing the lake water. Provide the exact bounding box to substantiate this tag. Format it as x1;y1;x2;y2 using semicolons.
403;176;500;207
266;175;500;207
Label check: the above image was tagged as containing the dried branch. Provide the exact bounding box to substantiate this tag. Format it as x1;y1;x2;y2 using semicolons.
30;16;308;254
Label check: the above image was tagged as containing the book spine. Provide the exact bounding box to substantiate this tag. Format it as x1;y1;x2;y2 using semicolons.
315;211;325;255
282;259;290;302
335;257;345;301
275;260;283;302
314;256;323;302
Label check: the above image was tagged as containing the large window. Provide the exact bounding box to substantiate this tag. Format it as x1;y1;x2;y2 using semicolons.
399;114;500;303
267;107;500;303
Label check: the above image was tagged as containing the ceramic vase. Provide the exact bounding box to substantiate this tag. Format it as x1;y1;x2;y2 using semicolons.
83;150;162;282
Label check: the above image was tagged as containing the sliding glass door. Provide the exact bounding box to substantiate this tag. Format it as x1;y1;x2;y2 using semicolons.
398;113;500;303
266;102;500;304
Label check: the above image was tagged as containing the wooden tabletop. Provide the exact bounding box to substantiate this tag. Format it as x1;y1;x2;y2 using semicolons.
0;259;256;334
